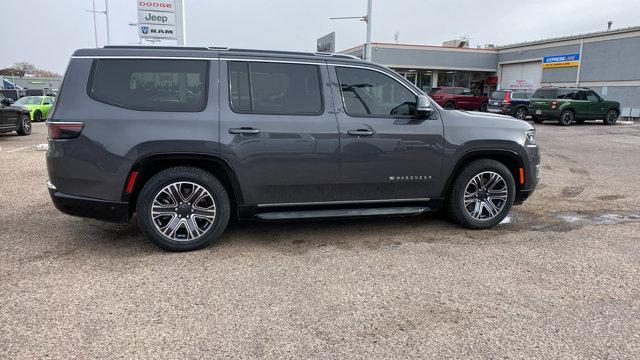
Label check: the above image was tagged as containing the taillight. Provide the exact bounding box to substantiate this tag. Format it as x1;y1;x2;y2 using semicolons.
503;92;511;104
47;122;84;139
551;101;558;109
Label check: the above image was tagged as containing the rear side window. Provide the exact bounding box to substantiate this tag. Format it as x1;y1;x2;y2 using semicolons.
490;91;507;100
88;59;208;112
228;61;323;115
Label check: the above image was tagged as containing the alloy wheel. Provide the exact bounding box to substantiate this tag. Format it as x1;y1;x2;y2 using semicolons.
150;181;217;241
515;108;527;120
463;171;508;221
23;116;31;133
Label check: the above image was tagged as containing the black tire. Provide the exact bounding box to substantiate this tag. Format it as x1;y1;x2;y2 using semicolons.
603;109;618;125
446;159;516;229
443;101;455;110
558;110;574;126
532;116;544;124
479;102;488;112
136;166;230;251
34;110;43;122
16;114;31;136
514;106;527;120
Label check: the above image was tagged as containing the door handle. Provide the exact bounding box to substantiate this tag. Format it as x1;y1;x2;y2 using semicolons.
347;129;374;137
228;127;260;135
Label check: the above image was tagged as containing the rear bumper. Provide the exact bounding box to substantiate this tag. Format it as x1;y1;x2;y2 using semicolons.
531;108;560;119
48;182;130;223
487;105;511;115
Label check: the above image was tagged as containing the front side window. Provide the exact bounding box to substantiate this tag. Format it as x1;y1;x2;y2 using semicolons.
228;61;323;115
585;91;600;102
88;59;208;111
336;67;416;117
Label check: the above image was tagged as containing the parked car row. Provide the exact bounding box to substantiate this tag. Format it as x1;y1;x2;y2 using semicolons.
431;85;620;126
0;88;55;101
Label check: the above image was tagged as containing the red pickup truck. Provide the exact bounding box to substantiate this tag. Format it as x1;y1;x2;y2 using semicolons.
429;87;488;111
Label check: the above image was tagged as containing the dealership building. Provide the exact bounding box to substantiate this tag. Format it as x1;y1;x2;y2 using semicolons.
341;25;640;113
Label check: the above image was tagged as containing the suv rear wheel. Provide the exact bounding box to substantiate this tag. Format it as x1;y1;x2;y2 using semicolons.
446;159;515;229
514;107;527;120
603;109;618;125
443;101;455;110
136;166;230;251
559;110;574;126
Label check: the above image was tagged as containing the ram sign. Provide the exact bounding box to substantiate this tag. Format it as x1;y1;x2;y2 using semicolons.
137;0;177;40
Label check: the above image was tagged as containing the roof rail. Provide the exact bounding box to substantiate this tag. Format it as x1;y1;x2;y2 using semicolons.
103;45;210;51
314;52;362;60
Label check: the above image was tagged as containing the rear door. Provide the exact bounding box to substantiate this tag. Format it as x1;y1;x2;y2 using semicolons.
329;64;443;202
219;59;339;206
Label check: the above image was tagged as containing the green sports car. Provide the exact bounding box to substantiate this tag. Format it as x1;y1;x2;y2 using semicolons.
14;96;56;122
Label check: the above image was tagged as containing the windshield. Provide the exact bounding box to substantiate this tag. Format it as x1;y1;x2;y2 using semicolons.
490;91;507;100
15;96;41;105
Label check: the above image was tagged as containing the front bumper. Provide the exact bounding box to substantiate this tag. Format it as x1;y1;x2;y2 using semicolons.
514;145;540;205
48;182;130;223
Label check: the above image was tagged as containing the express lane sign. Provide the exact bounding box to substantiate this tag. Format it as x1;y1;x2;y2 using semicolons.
542;53;581;68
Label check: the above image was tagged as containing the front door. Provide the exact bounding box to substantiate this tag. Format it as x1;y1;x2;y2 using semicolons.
329;65;444;202
220;59;340;206
583;90;605;119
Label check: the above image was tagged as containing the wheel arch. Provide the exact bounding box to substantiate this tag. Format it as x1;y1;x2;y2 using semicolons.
122;153;243;216
442;149;525;199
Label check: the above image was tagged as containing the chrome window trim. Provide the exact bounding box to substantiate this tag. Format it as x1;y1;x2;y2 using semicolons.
257;198;430;208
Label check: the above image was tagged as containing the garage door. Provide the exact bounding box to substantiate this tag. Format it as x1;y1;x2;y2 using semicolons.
500;61;542;91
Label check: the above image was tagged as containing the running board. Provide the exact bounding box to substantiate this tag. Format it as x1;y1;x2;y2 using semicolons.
255;206;430;221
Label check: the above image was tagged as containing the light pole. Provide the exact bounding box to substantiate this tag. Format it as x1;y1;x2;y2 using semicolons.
330;0;372;61
85;0;110;47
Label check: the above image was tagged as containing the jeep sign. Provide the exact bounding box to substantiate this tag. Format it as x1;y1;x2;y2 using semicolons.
138;11;176;25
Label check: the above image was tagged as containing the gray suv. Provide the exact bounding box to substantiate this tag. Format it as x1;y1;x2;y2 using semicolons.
47;46;540;251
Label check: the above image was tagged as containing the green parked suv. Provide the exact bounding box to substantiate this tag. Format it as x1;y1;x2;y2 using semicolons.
529;87;620;126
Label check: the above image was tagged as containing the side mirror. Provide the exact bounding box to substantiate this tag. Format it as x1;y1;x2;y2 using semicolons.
416;94;433;117
1;98;14;105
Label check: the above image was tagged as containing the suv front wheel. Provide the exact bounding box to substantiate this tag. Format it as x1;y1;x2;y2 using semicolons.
603;109;618;125
446;159;516;229
136;167;230;251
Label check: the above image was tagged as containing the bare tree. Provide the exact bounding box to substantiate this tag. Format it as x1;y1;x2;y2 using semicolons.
32;69;62;77
13;62;36;75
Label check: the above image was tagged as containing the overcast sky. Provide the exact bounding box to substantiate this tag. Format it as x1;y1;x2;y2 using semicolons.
2;0;639;74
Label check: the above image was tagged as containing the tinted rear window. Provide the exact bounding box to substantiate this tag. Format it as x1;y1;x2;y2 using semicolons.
533;89;557;99
88;59;208;111
228;61;323;115
490;91;507;100
511;91;534;99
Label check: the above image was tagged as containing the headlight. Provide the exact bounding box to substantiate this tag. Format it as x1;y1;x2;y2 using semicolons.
526;129;536;144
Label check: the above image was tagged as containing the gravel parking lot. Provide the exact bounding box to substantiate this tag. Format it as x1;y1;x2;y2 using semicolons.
1;121;639;359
